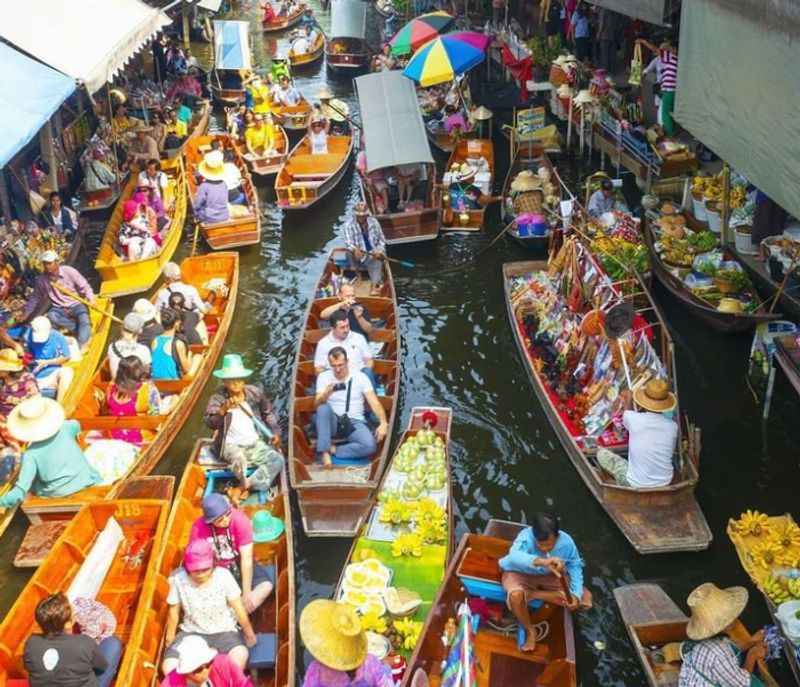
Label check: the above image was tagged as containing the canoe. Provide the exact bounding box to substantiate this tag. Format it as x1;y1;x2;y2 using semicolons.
503;253;712;554
326;37;370;75
165;99;211;160
643;216;780;333
271;98;313;134
20;252;239;528
124;440;296;686
288;31;325;68
441;138;495;233
237;125;290;178
333;407;453;648
185;134;262;249
263;5;305;33
614;583;779;687
288;248;400;537
0;498;171;684
95;156;187;297
274;133;355;210
403;520;577;687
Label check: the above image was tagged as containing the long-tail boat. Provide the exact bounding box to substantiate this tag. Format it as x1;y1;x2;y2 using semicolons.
326;0;370;76
262;3;306;32
288;248;400;537
441;138;496;232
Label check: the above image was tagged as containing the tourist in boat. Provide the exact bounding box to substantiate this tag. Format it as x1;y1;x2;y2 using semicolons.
247;76;272;115
372;43;397;72
131;185;168;233
262;1;276;25
25;316;74;404
108;313;152;379
276;76;301;107
138;158;170;206
106;355;161;445
40;192;78;239
0;396;102;508
151;308;197;381
314;346;388;467
596;379;678;488
24;592;123;687
355;151;390;215
160;634;253;687
164;107;188;146
499;512;592;653
163;538;257;674
119;200;160;261
245;113;276;159
319;283;374;339
308;115;330;155
167;292;206;346
128;126;160;167
167;71;203;104
587;178;617;217
112;103;138;137
133;298;165;349
150;111;168;152
678;582;768;686
0;349;39;424
342;202;387;295
203;354;283;491
155;262;210;315
21;250;93;348
193;151;231;225
300;600;393;687
314;310;374;380
290;26;312;56
189;492;276;613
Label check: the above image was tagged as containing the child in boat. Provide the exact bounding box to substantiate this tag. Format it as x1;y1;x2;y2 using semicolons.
151;308;197;381
160;634;252;687
105;355;161;445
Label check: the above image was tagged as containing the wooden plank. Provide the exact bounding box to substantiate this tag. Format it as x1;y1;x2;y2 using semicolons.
613;583;687;629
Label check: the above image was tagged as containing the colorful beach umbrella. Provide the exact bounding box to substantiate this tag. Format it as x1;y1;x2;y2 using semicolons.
445;31;492;52
389;11;454;56
403;33;486;87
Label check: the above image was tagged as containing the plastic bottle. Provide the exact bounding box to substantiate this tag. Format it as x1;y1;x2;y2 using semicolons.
773;567;800;579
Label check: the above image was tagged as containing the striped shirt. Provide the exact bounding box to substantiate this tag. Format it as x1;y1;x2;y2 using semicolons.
659;49;678;91
678;638;750;687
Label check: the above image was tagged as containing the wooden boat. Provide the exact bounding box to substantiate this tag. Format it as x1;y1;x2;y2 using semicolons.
124;442;296;686
20;253;239;529
426;126;475;156
262;4;305;33
288;30;325;68
503;254;712;554
237;125;290;178
403;520;576;687
333;407;453;632
643;217;781;333
271;98;313;134
288;248;400;537
441;138;496;232
210;19;252;105
326;0;369;75
614;583;779;687
77;178;125;215
165;99;211;160
95;156;186;297
185;134;262;249
274;133;355;210
0;498;170;683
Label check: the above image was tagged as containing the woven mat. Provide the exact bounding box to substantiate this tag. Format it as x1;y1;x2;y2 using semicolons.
307;465;370;483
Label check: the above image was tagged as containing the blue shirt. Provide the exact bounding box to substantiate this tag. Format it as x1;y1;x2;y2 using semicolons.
26;330;71;379
571;13;590;39
499;528;584;598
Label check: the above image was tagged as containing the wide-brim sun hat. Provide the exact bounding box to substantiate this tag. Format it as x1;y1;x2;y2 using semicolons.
7;396;65;443
300;600;367;671
633;378;677;413
0;348;23;373
213;353;253;379
686;583;748;640
198;150;226;181
252;510;285;542
175;635;218;674
133;298;157;323
317;86;334;100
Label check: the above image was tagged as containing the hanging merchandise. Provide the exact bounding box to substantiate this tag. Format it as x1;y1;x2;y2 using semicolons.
628;43;642;87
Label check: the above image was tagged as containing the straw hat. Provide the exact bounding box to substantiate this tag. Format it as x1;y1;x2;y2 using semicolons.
300;600;367;671
317;86;334;100
686;583;748;640
198;150;226;181
556;84;573;99
7;396;65;443
470;105;493;121
573;89;596;106
511;170;542;193
633;379;677;413
717;298;744;314
0;349;23;373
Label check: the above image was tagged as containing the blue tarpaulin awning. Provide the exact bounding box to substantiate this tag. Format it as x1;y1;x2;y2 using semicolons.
0;42;75;168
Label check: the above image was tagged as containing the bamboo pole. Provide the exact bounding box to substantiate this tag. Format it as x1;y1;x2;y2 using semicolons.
720;162;731;246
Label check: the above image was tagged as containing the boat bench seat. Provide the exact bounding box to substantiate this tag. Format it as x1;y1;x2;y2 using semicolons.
289;180;326;190
287;153;343;175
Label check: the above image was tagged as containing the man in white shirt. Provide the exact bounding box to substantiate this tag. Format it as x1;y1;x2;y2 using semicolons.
314;346;388;467
314;310;375;384
154;262;210;314
597;379;678;488
137;158;169;203
107;313;152;379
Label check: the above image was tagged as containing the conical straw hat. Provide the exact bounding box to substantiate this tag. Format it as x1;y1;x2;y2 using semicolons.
511;170;542;192
686;583;748;640
471;105;493;121
300;600;367;671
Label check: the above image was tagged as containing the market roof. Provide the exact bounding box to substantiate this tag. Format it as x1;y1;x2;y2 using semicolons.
355;71;434;172
214;20;252;71
585;0;671;26
0;0;171;94
0;43;75;168
331;0;368;40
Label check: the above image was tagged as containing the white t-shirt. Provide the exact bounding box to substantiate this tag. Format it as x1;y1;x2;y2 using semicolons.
314;330;372;372
155;281;207;313
316;369;373;422
226;403;259;447
623;410;677;487
108;337;152;378
167;567;241;634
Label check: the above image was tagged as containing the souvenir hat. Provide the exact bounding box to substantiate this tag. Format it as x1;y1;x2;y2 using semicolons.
213;354;253;379
203;493;232;523
163;262;182;280
317;86;334;100
40;250;59;264
183;538;215;572
31;316;52;343
198;150;226;181
470;105;493;121
717;298;744;314
175;635;218;674
122;313;144;335
511;170;542;193
0;348;23;373
7;396;65;443
300;600;367;671
686;583;748;640
252;510;285;542
133;298;157;323
633;378;677;413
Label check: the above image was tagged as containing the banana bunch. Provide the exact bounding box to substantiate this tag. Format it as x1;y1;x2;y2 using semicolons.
360;611;388;634
391;533;423;558
769;521;800;559
733;510;771;537
730;185;747;209
394;618;423;651
763;575;800;605
751;540;783;570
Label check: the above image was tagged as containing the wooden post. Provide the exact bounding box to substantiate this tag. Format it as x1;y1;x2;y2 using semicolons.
721;162;731;247
39;119;59;192
182;1;191;49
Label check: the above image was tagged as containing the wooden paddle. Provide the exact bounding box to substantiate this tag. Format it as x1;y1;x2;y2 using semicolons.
50;281;123;325
379;254;416;269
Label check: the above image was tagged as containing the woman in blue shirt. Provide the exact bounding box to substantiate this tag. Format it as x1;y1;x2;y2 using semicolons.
570;4;590;61
499;512;592;652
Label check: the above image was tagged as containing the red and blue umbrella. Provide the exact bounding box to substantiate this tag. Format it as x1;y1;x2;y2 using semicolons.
389;11;454;56
403;32;487;87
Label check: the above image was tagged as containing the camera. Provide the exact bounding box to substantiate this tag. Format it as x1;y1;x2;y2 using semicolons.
332;382;347;391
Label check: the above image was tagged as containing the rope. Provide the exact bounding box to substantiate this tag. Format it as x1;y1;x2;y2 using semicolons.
486;619;551;641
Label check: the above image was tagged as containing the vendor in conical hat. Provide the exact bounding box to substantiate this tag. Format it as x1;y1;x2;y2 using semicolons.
678;582;767;685
317;86;351;136
300;600;393;686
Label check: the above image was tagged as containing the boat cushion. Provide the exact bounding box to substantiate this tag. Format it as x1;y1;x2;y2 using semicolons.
247;632;277;669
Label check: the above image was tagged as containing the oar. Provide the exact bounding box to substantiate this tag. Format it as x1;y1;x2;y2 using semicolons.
50;281;123;325
323;100;362;132
191;220;201;257
379;254;416;269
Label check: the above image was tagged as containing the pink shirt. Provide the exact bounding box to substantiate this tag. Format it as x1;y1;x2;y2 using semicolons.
160;654;253;687
189;509;253;569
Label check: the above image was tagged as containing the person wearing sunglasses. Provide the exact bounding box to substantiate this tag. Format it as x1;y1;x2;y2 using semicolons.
160;634;252;686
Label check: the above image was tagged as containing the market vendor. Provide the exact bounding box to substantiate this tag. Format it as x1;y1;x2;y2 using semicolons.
318;87;350;136
596;380;678;488
342;202;387;295
499;512;592;653
41;192;78;239
25;316;74;404
0;396;102;507
21;250;94;348
587;179;616;217
319;283;374;339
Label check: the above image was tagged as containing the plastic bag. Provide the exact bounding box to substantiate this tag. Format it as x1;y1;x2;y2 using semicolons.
629;43;643;87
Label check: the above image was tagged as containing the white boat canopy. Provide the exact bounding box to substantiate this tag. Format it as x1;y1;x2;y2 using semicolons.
331;0;368;40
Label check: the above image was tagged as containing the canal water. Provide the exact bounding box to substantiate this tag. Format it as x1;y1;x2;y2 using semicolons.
1;3;798;684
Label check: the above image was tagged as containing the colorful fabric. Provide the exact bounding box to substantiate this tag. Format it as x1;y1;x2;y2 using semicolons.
302;655;393;687
389;12;454;56
659;49;678;91
0;371;38;419
403;35;485;87
73;597;117;643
